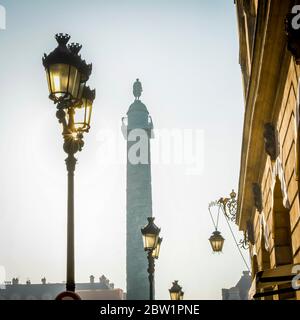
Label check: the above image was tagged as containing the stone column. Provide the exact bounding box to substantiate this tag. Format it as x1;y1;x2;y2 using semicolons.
122;79;154;300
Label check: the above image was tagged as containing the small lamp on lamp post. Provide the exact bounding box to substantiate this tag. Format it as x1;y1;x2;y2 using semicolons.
42;33;95;295
141;217;161;300
169;280;184;300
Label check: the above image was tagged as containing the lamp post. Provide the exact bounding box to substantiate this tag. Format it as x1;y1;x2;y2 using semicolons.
141;217;161;300
42;33;95;293
169;280;184;300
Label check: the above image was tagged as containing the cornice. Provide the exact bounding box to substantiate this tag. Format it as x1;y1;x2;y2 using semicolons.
237;0;292;230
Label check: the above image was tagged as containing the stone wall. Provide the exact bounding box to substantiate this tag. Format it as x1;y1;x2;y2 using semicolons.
251;59;300;299
235;0;300;300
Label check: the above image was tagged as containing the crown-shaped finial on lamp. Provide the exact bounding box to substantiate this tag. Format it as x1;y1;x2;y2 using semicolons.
68;43;82;55
55;33;71;46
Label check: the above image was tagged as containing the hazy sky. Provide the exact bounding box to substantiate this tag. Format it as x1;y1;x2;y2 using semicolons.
0;0;248;299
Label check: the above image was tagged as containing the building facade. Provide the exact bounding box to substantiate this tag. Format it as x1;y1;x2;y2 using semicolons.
222;271;252;300
235;0;300;299
122;80;154;300
0;275;124;300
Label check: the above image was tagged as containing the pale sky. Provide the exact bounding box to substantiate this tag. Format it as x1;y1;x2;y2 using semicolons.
0;0;249;299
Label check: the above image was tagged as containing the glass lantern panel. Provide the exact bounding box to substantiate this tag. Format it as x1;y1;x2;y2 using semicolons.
216;241;220;251
68;66;81;100
85;100;93;128
219;239;224;251
74;105;86;132
143;234;158;251
46;69;52;95
152;241;161;259
78;82;86;100
210;239;216;251
211;238;223;252
49;64;70;99
170;292;180;300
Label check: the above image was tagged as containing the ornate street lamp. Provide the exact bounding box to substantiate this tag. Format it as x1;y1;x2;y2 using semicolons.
141;217;161;300
208;196;225;253
43;34;91;104
208;190;251;271
209;230;225;253
42;33;95;294
169;280;183;301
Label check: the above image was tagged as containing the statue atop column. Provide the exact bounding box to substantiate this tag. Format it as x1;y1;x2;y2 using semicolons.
133;79;143;100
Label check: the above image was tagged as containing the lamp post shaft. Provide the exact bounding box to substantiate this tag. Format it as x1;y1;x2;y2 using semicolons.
65;153;77;292
147;251;155;300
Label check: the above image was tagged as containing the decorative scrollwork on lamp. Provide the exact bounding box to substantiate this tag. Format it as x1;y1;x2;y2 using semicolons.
218;190;238;222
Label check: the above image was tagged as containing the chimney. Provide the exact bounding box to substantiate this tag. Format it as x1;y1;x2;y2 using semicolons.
90;275;95;284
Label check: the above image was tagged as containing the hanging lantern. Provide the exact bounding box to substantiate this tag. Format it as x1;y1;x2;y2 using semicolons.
209;230;225;253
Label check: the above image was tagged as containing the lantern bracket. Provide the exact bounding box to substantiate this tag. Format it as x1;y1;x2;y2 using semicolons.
208;190;251;272
55;101;85;155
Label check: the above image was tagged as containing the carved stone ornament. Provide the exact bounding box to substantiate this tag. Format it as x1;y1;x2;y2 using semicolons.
252;183;263;213
246;219;255;245
263;123;277;161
